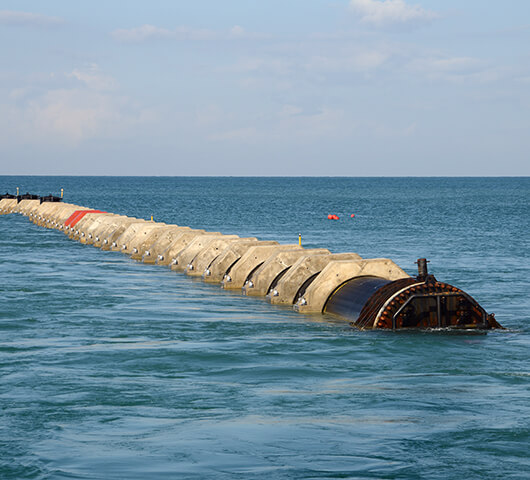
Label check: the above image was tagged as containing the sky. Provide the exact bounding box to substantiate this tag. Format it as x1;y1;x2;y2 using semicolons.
0;0;529;176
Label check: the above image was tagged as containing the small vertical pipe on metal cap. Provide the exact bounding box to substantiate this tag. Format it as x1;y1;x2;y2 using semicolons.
416;258;429;280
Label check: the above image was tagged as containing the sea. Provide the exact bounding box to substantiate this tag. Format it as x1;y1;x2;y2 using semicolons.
0;176;528;480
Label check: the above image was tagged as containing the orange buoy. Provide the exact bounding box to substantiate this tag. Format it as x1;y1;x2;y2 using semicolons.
351;214;355;218
328;214;339;220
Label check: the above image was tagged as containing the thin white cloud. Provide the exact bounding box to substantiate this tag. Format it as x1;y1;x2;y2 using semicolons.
407;55;501;83
307;49;390;74
427;57;484;74
112;24;173;42
228;57;292;75
0;10;63;27
209;106;351;143
28;90;153;145
68;64;117;91
349;0;438;28
228;25;270;40
230;25;246;38
28;89;119;144
224;35;498;89
112;24;217;42
1;66;154;147
195;105;227;127
209;126;258;142
112;24;266;43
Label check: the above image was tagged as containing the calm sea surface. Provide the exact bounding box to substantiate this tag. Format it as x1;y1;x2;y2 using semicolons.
0;177;528;479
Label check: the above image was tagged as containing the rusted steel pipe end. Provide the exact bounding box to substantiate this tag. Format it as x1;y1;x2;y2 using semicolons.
324;259;502;331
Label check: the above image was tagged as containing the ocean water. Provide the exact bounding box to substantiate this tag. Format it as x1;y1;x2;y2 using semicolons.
0;176;528;480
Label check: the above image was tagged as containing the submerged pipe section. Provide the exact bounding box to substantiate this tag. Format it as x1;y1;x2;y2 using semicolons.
0;193;502;331
321;261;502;330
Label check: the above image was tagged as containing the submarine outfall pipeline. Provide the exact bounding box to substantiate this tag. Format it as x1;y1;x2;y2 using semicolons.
1;193;502;331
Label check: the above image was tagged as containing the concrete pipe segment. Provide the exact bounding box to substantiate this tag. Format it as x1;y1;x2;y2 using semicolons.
96;217;143;248
0;196;17;214
202;240;279;283
76;214;121;244
1;193;503;331
131;226;187;261
242;248;331;297
159;231;218;266
172;234;240;272
268;252;362;305
185;236;258;277
141;227;193;264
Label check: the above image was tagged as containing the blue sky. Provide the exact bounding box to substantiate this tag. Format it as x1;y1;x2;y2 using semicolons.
1;0;529;175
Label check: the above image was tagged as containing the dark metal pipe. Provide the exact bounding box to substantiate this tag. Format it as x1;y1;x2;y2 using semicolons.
323;259;502;330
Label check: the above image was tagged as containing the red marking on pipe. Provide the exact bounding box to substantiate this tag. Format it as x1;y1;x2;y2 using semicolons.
70;210;105;227
64;210;85;226
65;210;89;226
65;210;105;227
